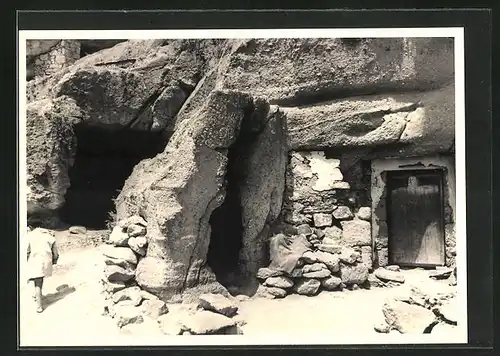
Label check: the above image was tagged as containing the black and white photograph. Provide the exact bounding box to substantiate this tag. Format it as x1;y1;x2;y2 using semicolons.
18;27;467;346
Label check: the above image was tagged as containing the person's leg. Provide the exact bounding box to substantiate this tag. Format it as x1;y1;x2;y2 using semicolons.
33;277;43;312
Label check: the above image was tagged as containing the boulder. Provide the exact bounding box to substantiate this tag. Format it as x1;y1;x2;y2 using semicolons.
104;256;136;270
102;246;138;265
317;244;342;254
340;263;369;286
302;262;327;273
290;268;303;278
293;278;321;296
301;251;318;263
256;267;283;280
198;293;238;317
374;322;391;333
115;90;258;297
108;226;130;247
103;280;127;293
303;269;331;278
429;267;454;280
127;224;147;237
340;220;371;247
114;305;144;328
297;224;313;236
356;207;371;221
179;310;237;335
339;247;362;265
437;298;458;324
128;237;148;256
382;300;437;334
263;276;294;289
141;299;169;319
386;265;400;272
140;290;160;301
118;215;147;229
266;287;288;298
111;286;143;306
104;265;135;283
374;268;406;283
332;206;354;220
314;251;340;272
320;276;342;291
323;226;343;240
69;225;87;234
313;213;333;228
157;314;186;335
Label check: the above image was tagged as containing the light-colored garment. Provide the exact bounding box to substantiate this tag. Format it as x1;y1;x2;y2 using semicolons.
26;228;57;280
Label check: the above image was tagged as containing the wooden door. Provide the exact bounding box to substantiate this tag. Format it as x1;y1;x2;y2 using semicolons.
387;169;445;267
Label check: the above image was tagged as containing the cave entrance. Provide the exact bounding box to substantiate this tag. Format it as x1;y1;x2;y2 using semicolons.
59;124;166;229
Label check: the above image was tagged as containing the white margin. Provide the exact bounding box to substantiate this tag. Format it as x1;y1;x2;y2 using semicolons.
17;27;466;347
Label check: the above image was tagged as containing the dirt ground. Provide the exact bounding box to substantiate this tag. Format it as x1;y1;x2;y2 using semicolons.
19;229;463;346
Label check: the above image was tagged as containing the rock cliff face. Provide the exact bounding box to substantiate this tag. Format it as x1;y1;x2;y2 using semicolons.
25;38;455;297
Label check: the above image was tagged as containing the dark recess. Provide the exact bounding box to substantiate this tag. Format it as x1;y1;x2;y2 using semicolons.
59;124;166;229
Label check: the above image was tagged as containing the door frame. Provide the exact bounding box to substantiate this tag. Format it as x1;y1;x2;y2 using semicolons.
386;168;446;268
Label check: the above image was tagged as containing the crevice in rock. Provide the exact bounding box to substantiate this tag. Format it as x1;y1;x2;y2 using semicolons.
58;124;166;229
270;84;448;108
206;101;265;288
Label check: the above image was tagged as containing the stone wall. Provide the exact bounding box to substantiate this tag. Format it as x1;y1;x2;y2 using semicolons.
371;156;456;268
282;150;373;266
27;40;81;80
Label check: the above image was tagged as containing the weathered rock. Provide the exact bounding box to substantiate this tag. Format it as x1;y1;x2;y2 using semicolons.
290;268;303;278
332;206;354;220
139;290;160;301
112;286;143;306
356;207;371;221
114;305;144;328
104;256;136;270
116;90;255;297
256;267;283;280
339;247;362;265
374;322;391;333
141;299;169;319
323;226;343;240
239;105;288;277
302;262;327;273
105;265;135;283
157;314;186;335
180;310;237;335
118;215;147;229
263;276;294;289
437;298;458;324
127;237;148;256
103;280;127;293
26;40;61;58
102;246;137;265
266;287;288;298
198;293;238;317
382;300;437;334
314;251;340;272
303;269;331;278
127;224;147;237
317;244;342;254
340;263;369;286
340;220;371;247
320;276;342;290
313;213;333;228
374;268;406;283
293;278;321;296
315;228;326;239
386;265;400;272
360;246;373;271
297;224;313;236
69;225;87;234
429;267;454;280
108;226;130;247
301;251;318;263
26;98;80;215
431;322;457;336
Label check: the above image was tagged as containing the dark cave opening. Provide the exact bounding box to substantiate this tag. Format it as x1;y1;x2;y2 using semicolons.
59;124;166;229
207;106;262;287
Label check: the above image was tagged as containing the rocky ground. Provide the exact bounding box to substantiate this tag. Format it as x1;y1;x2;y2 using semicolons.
20;229;462;346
